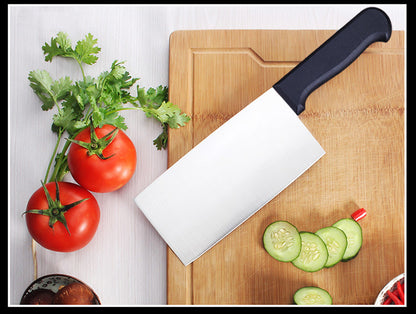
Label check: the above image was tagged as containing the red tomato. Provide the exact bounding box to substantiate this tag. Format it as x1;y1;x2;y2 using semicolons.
25;182;100;252
67;125;137;193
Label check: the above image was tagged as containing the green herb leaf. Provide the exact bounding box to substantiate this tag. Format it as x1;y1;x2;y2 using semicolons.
141;101;190;129
139;99;190;150
55;32;72;51
28;70;55;110
99;111;127;130
136;85;168;108
42;32;76;62
52;103;85;135
28;70;72;111
133;85;189;149
42;32;100;66
153;124;169;150
51;76;73;101
74;33;101;65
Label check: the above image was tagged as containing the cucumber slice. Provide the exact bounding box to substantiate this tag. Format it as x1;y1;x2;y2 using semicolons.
332;218;363;261
315;226;347;267
293;286;333;305
263;221;301;262
291;232;328;272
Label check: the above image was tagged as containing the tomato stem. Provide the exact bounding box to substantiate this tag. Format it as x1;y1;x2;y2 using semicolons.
23;181;89;235
67;123;119;160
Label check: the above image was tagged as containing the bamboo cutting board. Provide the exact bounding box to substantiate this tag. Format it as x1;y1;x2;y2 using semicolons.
167;30;404;305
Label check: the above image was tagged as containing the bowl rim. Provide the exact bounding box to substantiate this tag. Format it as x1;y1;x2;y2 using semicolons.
20;273;101;305
374;273;405;305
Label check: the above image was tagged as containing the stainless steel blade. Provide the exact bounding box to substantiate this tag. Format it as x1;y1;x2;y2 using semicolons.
135;8;392;266
135;88;325;266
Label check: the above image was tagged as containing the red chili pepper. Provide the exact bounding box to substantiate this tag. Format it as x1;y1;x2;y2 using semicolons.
383;296;392;305
383;290;399;305
396;281;404;303
387;290;404;305
351;208;367;221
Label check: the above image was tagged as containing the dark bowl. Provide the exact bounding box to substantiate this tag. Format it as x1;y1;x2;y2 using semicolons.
20;274;100;305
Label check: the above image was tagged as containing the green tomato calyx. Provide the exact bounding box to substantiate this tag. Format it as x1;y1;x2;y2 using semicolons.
23;181;88;235
67;123;119;160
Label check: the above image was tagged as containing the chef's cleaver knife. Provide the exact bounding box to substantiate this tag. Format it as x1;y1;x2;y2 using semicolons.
135;8;392;266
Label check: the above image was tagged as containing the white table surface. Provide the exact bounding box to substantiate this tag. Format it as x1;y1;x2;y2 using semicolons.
8;4;406;306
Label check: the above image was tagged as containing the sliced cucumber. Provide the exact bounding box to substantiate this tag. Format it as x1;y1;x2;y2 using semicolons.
293;286;333;305
263;221;301;262
315;226;347;267
332;218;362;261
291;232;328;272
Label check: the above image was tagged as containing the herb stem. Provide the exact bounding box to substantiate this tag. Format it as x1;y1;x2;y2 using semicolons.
48;137;73;182
77;60;86;81
44;128;63;183
105;107;141;115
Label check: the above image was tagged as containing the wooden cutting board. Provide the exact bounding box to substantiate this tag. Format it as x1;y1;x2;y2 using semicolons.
166;30;404;305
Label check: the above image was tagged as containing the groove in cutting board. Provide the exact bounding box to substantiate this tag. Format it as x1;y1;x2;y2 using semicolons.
192;48;300;67
167;30;404;305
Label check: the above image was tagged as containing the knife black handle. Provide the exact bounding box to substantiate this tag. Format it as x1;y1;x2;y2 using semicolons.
273;7;392;115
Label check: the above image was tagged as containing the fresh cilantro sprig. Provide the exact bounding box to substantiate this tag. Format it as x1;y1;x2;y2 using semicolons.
29;32;190;183
136;85;190;149
42;32;101;78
